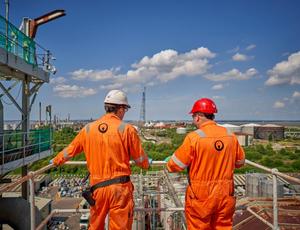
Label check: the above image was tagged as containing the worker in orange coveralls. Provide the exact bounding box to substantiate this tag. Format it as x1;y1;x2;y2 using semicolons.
51;89;150;230
166;98;245;230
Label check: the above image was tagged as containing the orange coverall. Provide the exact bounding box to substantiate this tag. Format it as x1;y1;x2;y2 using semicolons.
167;120;245;230
53;113;150;230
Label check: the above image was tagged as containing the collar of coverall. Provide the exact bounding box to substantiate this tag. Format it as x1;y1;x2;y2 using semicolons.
199;120;216;128
102;113;122;120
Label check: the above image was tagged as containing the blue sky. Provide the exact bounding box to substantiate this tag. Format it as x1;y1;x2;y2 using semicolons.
3;0;300;121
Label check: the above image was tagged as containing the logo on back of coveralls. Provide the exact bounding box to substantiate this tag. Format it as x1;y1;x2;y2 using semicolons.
214;140;224;151
98;123;108;133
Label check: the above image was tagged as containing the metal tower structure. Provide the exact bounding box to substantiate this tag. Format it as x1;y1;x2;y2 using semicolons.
139;87;146;126
0;9;65;199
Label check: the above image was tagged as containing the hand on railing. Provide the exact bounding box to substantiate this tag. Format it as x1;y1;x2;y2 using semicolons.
164;156;171;162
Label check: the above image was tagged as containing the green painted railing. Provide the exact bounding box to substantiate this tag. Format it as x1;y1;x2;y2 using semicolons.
0;15;36;65
0;128;52;165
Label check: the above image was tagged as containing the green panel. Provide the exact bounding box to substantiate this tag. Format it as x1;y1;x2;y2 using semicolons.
3;128;52;154
0;15;36;65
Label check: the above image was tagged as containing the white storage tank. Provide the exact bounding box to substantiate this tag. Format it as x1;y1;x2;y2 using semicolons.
219;123;242;134
176;127;187;134
4;123;10;130
235;133;253;146
241;123;261;135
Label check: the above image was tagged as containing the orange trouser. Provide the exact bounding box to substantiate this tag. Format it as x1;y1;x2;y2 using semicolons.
89;182;134;230
185;184;236;230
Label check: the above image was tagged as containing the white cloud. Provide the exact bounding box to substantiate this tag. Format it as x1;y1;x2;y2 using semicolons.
273;101;285;109
50;77;66;84
69;47;216;92
130;48;215;83
212;84;224;90
71;68;120;81
98;47;216;90
232;53;250;61
204;68;258;82
265;51;300;86
292;91;300;99
246;44;256;51
53;84;97;98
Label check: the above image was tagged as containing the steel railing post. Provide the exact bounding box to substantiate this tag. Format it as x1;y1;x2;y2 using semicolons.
23;132;26;164
38;129;41;157
29;172;35;230
272;168;279;230
1;133;4;174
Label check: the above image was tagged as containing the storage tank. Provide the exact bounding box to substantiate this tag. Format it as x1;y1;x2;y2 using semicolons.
246;173;268;197
241;123;261;135
176;127;187;134
254;124;284;140
219;123;242;134
235;133;253;146
4;123;10;130
261;180;284;198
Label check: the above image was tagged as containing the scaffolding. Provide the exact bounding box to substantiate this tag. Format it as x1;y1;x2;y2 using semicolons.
0;12;54;200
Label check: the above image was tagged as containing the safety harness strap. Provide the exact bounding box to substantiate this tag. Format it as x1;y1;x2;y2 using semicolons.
90;175;130;193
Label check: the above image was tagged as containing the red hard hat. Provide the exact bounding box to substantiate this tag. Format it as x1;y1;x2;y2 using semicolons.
189;98;218;114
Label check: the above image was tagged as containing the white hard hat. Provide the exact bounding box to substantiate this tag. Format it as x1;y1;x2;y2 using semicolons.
104;90;131;108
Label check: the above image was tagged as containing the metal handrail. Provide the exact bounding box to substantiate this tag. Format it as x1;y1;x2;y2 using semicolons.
1;160;300;230
245;159;300;184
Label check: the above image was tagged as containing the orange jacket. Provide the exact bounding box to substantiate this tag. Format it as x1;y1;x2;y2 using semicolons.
167;120;245;182
53;113;149;186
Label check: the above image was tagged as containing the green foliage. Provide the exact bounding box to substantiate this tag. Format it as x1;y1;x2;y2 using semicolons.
291;160;300;170
244;144;300;172
142;129;186;162
260;156;284;168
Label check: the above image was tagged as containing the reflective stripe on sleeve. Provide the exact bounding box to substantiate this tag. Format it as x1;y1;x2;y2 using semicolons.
225;128;233;136
195;129;206;138
171;154;188;169
118;122;126;133
63;148;70;160
134;154;147;164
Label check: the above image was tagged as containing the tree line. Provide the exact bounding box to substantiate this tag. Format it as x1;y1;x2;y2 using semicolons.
25;127;300;175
